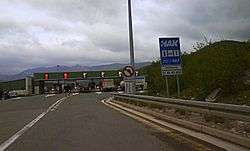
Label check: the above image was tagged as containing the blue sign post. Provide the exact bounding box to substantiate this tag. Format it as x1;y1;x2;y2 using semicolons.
159;37;182;97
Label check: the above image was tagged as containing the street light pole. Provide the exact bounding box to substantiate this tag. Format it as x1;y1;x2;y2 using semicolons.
128;0;135;67
127;0;136;94
57;65;60;93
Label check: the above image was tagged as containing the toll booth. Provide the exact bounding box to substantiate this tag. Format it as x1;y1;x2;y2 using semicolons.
33;70;123;94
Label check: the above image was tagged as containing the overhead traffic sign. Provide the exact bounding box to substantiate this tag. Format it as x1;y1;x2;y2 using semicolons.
44;73;49;80
63;72;69;80
82;72;87;78
122;65;135;77
101;72;105;78
159;37;182;76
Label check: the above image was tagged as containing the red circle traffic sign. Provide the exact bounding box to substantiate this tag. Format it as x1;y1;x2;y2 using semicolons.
122;65;135;77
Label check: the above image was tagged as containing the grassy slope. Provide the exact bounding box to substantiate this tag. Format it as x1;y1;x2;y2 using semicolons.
140;40;250;105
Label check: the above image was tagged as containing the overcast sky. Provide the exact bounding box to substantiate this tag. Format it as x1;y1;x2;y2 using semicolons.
0;0;249;74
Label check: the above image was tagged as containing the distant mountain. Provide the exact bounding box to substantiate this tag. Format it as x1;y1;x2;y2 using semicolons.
85;62;151;71
0;62;151;81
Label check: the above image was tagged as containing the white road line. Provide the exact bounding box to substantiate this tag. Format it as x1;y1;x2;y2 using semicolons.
0;97;67;151
101;99;171;133
95;92;102;95
72;93;79;96
8;97;22;101
45;94;56;98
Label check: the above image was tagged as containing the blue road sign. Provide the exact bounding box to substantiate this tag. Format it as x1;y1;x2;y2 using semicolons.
159;37;181;65
159;37;182;76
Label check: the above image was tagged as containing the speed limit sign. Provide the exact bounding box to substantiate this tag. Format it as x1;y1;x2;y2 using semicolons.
122;65;135;77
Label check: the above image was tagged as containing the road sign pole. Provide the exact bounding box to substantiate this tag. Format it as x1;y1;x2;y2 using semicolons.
176;75;180;97
165;77;170;97
123;65;136;94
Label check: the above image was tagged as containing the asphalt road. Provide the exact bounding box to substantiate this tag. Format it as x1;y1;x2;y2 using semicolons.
0;93;196;151
0;94;65;144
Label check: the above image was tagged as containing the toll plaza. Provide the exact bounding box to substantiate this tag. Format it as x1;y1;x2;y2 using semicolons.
33;70;123;94
0;70;146;97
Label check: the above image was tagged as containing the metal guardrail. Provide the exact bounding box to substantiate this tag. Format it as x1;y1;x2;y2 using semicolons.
112;93;250;122
112;93;250;149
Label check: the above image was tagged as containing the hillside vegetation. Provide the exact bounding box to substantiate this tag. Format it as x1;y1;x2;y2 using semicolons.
141;40;250;105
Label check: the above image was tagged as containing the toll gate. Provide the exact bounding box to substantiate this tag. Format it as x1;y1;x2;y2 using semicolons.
0;69;145;96
33;70;124;94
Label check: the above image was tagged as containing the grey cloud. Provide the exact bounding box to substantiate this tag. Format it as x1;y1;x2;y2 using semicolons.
0;0;249;74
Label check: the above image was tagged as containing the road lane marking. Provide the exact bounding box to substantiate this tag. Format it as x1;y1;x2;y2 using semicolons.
45;94;56;98
8;97;22;101
101;99;171;133
72;93;79;96
0;97;67;151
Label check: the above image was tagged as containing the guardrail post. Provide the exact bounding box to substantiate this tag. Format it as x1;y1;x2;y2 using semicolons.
165;77;170;97
176;75;180;97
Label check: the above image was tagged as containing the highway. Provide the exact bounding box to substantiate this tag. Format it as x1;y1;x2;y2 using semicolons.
0;93;198;151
